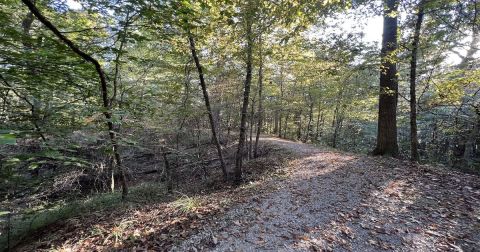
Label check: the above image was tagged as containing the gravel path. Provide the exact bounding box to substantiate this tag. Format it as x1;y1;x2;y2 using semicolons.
173;137;480;251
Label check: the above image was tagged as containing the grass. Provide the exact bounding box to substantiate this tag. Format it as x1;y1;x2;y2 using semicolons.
0;182;169;251
170;195;201;213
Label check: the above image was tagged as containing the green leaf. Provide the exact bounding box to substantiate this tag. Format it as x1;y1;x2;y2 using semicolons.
28;163;39;170
0;133;16;145
0;211;11;217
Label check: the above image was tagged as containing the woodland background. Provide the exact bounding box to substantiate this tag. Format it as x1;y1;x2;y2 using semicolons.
0;0;479;250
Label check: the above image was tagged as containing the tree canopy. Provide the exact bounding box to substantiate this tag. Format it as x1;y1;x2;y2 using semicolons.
0;0;478;249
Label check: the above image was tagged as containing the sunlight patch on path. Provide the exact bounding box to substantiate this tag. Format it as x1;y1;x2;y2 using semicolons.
173;137;480;252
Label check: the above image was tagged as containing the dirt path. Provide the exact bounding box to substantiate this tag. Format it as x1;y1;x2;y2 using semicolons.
173;137;480;251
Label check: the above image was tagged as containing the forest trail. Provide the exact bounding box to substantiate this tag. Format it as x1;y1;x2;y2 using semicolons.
12;138;480;251
175;137;480;251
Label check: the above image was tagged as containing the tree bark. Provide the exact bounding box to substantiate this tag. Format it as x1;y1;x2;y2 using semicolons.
254;36;264;158
21;0;129;198
315;105;324;141
373;0;399;157
332;85;345;148
304;95;314;143
161;148;173;193
295;111;302;140
278;113;282;137
248;95;256;159
409;1;424;162
188;33;228;180
110;11;131;107
332;115;343;148
226;112;232;144
277;67;284;138
273;111;279;134
20;10;47;142
109;11;131;187
283;112;289;138
234;15;254;183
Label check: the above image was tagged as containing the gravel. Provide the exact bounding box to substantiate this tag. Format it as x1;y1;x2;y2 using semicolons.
173;137;480;252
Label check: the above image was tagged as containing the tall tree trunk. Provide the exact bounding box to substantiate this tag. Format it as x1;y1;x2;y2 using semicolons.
21;10;47;142
213;57;225;143
274;111;279;134
188;33;228;180
254;36;264;158
373;0;399;157
248;96;256;159
332;85;344;148
21;0;129;198
304;97;314;143
315;105;323;141
295;111;302;140
409;1;424;162
277;67;284;138
110;11;130;107
226;112;231;144
278;114;282;137
234;15;254;183
283;112;289;138
109;11;131;187
332;114;344;149
332;108;338;148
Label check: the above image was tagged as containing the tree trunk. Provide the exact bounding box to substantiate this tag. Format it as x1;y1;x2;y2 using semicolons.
332;86;344;148
213;59;225;144
110;12;131;186
278;114;282;137
188;33;228;180
161;147;173;193
248;96;256;159
226;112;231;144
296;111;302;140
283;113;289;139
277;67;284;138
373;0;399;157
409;1;424;162
315;105;324;141
21;10;47;142
274;111;279;134
254;36;264;158
21;0;129;198
304;98;314;143
234;14;254;183
110;11;130;107
332;115;344;149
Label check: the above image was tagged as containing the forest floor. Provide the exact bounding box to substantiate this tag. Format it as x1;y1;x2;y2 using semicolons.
14;137;480;251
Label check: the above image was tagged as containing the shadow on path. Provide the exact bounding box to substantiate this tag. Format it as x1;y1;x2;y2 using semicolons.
174;137;480;251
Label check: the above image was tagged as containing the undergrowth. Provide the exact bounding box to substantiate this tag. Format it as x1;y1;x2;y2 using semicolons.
1;141;292;251
0;182;168;251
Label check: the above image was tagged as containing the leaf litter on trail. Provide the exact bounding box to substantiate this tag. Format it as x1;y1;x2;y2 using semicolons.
16;138;480;251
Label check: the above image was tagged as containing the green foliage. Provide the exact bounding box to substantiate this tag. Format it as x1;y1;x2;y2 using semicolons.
0;133;16;145
433;69;480;105
0;181;169;250
0;0;479;248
